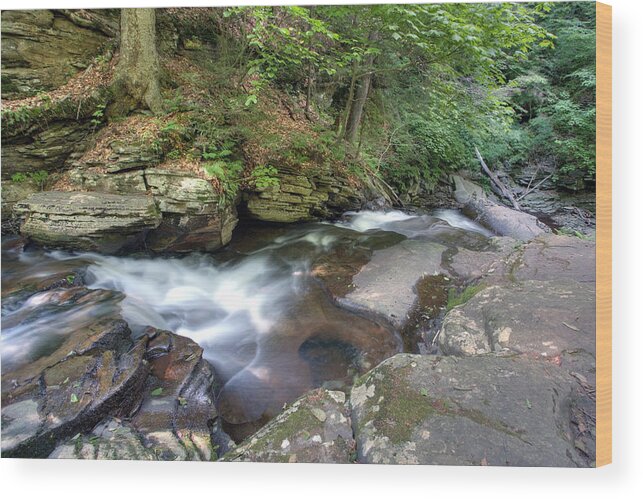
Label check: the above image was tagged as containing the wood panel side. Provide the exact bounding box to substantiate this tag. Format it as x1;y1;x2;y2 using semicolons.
595;1;612;468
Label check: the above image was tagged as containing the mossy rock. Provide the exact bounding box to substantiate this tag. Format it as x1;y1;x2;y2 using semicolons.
350;353;590;466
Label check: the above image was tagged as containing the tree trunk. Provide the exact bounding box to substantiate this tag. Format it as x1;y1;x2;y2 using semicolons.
337;60;358;139
113;9;163;115
344;32;378;144
305;63;314;121
344;67;372;143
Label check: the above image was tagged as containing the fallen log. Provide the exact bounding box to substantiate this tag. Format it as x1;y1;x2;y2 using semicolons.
451;174;547;241
475;146;521;211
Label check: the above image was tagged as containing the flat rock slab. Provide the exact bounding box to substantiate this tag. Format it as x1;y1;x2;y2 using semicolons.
350;354;587;467
446;236;518;281
439;279;595;359
341;239;447;328
15;191;161;253
514;233;596;285
222;388;354;463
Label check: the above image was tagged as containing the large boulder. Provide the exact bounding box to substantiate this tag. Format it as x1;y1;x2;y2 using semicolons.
49;327;228;461
222;388;355;463
512;233;596;285
15;191;161;253
350;354;588;466
1;317;149;458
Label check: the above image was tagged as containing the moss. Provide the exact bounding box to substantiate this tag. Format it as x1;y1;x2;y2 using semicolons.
224;402;320;461
364;364;432;444
446;283;486;312
363;360;525;445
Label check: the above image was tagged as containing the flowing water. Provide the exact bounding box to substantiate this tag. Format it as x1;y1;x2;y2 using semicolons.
1;209;492;432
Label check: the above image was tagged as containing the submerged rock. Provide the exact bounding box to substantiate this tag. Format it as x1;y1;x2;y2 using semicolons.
222;388;355;463
15;191;161;253
350;354;588;467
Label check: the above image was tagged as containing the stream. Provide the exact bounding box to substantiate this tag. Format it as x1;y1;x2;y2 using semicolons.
1;209;492;436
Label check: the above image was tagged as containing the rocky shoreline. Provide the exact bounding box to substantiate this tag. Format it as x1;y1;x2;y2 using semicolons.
1;196;597;465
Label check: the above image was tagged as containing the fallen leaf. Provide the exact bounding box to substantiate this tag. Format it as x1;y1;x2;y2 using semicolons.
562;322;580;332
151;387;164;396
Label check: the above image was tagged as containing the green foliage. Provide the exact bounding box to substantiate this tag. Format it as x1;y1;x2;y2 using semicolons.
11;170;49;190
494;2;596;189
10;173;27;183
250;165;280;190
91;102;106;129
202;145;244;201
446;283;486;312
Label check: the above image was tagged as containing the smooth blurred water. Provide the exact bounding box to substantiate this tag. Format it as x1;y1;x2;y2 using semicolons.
1;208;492;424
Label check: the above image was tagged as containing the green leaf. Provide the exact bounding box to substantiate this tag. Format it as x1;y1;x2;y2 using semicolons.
70;393;79;403
420;388;428;397
178;397;188;407
244;94;258;107
151;387;164;397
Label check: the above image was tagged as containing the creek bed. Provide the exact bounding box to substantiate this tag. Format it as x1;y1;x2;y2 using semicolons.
1;209;492;440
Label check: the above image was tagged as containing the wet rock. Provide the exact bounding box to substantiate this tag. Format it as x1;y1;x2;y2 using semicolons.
222;388;355;463
1;319;149;458
438;280;595;359
46;328;230;461
128;328;223;461
15;191;161;253
350;354;588;466
49;418;157;460
340;239;447;328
